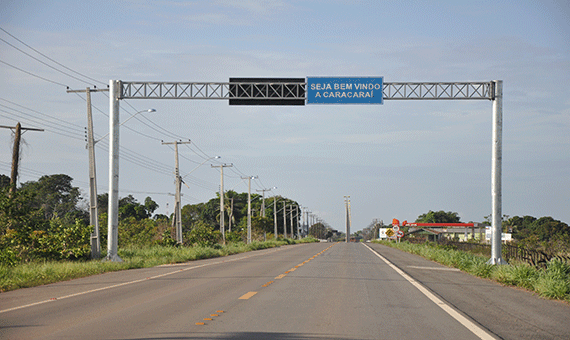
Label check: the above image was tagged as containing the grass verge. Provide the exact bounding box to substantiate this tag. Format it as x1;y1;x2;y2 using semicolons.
0;238;317;293
374;240;570;302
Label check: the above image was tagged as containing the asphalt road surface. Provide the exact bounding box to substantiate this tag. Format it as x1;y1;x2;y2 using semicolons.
1;242;569;339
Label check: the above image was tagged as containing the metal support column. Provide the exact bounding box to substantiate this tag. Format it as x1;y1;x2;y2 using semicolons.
489;80;506;264
107;80;122;262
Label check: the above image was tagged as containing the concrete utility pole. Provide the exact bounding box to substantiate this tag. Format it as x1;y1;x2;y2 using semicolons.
241;176;257;244
256;187;275;241
306;210;312;236
162;140;191;244
289;204;294;239
296;205;301;239
256;187;276;217
283;202;287;239
1;123;44;195
212;163;232;244
273;197;278;239
344;196;351;242
67;86;108;259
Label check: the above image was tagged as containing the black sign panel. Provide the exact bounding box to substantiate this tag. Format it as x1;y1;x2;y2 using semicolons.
229;78;305;106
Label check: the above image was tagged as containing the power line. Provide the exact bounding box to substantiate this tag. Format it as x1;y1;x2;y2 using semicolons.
0;27;105;86
0;37;94;86
0;97;84;129
0;106;84;139
0;58;68;87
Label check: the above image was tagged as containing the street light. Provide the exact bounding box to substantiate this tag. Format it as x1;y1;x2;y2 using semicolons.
212;162;233;245
182;155;220;179
241;175;258;244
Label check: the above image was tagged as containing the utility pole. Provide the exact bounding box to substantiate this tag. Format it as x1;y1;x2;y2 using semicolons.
241;176;257;244
306;210;312;236
1;123;44;195
296;205;301;239
344;196;351;242
283;202;287;239
273;197;278;239
162;140;191;244
229;196;234;232
256;187;275;217
289;204;294;239
256;187;275;241
67;86;108;258
212;163;233;244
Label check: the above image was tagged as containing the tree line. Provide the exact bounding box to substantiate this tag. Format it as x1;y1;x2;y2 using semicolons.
0;173;306;265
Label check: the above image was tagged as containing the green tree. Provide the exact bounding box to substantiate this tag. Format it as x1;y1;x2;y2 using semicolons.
416;210;461;223
117;195;158;221
0;174;10;189
20;174;86;223
251;215;272;238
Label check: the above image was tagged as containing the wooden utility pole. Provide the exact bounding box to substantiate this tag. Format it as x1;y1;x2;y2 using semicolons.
0;123;44;195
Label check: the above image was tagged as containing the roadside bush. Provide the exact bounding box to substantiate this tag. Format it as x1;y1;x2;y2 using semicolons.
184;222;221;247
534;259;570;300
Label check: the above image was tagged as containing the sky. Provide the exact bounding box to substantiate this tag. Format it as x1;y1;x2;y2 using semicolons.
1;0;569;232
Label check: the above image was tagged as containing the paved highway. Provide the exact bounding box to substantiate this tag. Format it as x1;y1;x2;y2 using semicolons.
1;242;569;339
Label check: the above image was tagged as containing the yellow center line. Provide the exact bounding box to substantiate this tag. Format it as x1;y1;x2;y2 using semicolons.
239;291;257;300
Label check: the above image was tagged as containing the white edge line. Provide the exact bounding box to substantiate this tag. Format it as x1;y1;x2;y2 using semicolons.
0;247;285;314
407;266;461;271
362;243;496;340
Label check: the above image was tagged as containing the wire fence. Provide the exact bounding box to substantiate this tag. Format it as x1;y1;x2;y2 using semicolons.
406;237;570;268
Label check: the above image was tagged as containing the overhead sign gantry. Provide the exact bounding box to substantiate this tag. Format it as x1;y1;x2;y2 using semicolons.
106;78;504;265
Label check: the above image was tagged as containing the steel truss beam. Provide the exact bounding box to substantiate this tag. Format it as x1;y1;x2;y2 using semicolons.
120;81;494;101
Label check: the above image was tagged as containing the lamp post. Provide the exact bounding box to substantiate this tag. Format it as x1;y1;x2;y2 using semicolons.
212;163;232;245
106;83;156;262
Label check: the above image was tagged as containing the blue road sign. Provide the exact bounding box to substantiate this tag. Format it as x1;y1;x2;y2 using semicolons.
306;77;383;104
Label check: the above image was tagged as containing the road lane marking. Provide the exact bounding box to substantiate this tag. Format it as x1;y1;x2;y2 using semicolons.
239;291;257;300
408;266;461;271
362;243;496;340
